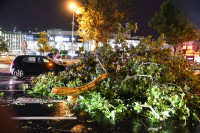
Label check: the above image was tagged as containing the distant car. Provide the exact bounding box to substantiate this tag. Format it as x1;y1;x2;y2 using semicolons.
60;50;68;59
10;55;66;78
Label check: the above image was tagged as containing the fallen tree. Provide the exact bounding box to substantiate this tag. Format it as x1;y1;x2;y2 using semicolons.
52;73;111;96
21;36;200;123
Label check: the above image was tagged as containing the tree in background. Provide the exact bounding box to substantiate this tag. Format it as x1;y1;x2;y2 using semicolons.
37;31;51;55
0;37;9;54
149;0;200;55
76;0;137;49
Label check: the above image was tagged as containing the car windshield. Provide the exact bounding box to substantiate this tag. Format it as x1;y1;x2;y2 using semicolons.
46;57;59;64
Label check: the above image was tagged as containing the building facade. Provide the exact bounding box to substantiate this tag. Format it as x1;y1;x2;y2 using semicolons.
0;28;141;56
46;29;87;55
0;29;27;53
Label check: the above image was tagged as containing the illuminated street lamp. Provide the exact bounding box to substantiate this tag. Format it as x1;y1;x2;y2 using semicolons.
69;3;76;64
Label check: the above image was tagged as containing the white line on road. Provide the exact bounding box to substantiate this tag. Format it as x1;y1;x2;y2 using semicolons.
10;98;66;104
11;116;77;120
0;90;24;91
0;81;25;84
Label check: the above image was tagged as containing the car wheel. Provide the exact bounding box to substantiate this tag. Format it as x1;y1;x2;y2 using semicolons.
14;69;24;78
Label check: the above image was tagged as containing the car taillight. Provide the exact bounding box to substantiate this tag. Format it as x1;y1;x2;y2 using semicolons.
11;61;14;66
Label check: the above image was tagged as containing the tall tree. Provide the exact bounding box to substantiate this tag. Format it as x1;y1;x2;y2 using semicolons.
37;31;51;55
148;0;200;55
0;37;9;54
76;0;137;49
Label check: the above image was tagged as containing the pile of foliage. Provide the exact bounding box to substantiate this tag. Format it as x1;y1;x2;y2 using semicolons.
21;35;200;123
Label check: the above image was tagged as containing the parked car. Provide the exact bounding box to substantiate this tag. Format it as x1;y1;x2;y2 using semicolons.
10;55;66;78
60;50;68;59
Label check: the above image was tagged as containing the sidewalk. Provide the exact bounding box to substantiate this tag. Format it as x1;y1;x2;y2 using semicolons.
0;64;10;73
0;59;12;64
0;58;11;73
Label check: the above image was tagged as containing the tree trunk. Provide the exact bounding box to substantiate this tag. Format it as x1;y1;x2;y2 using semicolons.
95;40;99;50
173;46;177;56
52;73;111;96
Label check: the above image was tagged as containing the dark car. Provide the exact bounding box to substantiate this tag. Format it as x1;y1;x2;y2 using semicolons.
10;55;66;78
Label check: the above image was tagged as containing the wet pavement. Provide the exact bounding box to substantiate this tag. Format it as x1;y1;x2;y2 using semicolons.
0;63;200;132
0;65;89;132
0;64;121;133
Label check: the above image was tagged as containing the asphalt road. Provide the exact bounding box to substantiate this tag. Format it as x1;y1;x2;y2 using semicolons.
0;69;84;132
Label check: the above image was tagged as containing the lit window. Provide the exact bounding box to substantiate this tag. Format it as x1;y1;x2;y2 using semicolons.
187;46;192;50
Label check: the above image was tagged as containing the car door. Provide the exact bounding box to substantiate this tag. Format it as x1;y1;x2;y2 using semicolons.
37;57;46;74
37;57;56;73
21;56;38;75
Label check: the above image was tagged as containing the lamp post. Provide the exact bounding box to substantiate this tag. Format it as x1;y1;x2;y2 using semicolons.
70;3;76;64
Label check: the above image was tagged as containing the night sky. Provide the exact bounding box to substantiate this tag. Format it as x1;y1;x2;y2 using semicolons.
0;0;199;38
0;0;73;32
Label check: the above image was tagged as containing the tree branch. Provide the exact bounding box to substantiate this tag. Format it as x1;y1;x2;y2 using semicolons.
141;104;164;121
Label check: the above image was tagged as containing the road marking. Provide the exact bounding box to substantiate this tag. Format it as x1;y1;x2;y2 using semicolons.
10;98;66;104
11;116;77;120
0;90;24;91
0;81;25;85
11;100;66;104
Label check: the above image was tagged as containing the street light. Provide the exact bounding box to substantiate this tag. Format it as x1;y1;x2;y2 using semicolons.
70;3;76;64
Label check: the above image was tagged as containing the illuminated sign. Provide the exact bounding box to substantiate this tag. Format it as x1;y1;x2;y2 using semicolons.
63;38;70;41
55;36;72;42
49;37;54;41
55;36;63;42
78;39;83;42
26;35;33;41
